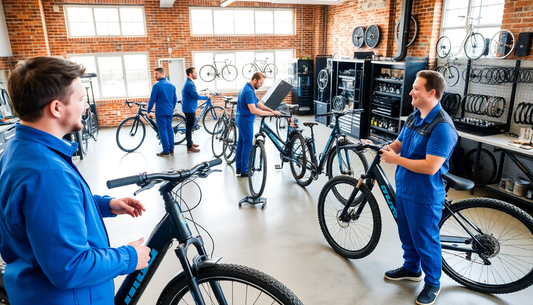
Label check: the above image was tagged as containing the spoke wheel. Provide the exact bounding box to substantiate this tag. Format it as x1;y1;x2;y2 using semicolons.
248;141;267;198
490;30;515;59
172;114;186;145
464;33;486;60
116;117;146;153
317;69;328;90
288;133;307;180
442;65;460;87
90;112;99;141
263;63;278;78
242;63;258;79
440;198;533;294
436;36;452;58
199;65;217;82
221;65;238;81
223;121;237;164
276;117;289;144
211;119;225;158
394;15;418;47
364;24;380;49
202;106;225;134
462;148;497;187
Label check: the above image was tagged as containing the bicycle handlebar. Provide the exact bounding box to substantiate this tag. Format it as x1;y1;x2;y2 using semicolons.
106;159;223;189
316;108;364;117
125;100;147;108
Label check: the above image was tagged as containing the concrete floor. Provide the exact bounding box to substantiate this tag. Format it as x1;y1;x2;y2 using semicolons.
73;115;533;305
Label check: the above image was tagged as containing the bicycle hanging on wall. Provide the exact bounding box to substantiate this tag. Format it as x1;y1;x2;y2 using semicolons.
199;58;239;82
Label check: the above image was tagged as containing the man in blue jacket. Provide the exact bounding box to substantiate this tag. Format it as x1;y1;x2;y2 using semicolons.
147;67;177;157
182;67;211;153
0;57;151;305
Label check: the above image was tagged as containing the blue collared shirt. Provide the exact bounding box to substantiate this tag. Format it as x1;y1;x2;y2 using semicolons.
237;82;258;118
0;124;137;305
395;103;458;204
181;78;208;113
147;77;178;117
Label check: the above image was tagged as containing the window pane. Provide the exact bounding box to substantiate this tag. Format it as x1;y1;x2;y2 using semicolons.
274;10;293;35
255;11;273;34
235;10;254;34
193;53;215;91
235;51;255;85
69;56;101;99
275;50;293;83
120;8;144;22
443;29;468;56
214;54;237;90
94;8;119;22
124;54;149;96
444;8;468;27
214;10;234;35
98;57;125;97
66;7;95;36
121;23;144;36
190;9;213;35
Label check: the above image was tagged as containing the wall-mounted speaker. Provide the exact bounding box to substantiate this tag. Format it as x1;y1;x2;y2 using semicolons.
516;32;532;57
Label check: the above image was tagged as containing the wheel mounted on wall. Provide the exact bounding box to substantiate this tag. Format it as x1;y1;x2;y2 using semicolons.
317;69;328;90
394;16;418;47
364;24;381;49
352;26;365;48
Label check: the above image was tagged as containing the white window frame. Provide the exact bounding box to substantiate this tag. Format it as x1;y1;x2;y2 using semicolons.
440;0;505;57
68;52;151;99
192;49;294;92
64;5;147;38
189;7;295;36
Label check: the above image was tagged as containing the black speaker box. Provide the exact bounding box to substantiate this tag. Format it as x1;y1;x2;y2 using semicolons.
516;32;533;57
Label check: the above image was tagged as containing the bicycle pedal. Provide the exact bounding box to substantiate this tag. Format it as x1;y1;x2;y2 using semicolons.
275;164;283;169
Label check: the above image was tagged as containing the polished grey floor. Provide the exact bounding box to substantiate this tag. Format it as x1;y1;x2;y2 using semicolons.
74;116;533;305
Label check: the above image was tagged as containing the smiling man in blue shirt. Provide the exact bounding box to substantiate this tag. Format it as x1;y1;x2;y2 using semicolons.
372;70;457;305
0;57;151;305
181;67;211;153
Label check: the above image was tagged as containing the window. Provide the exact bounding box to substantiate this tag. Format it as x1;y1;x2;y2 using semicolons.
65;5;146;37
192;50;294;92
69;53;150;99
440;0;505;56
190;7;294;36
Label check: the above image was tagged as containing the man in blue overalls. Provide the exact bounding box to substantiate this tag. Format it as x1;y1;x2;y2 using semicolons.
181;67;211;153
235;72;279;177
376;70;458;305
147;67;177;157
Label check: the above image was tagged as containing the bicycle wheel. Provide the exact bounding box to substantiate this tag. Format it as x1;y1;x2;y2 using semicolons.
80;125;89;155
464;32;486;60
317;176;382;259
490;30;515;59
294;141;314;187
211;119;225;158
394;15;418;47
223;121;237;164
157;263;303;305
116;116;146;153
242;63;257;79
440;198;533;294
0;289;9;305
288;132;307;180
221;64;238;81
202;105;225;135
436;36;452;58
276;117;289;144
90;112;99;141
442;65;460;87
462;148;497;187
199;65;217;82
326;145;369;179
172;114;186;145
264;63;278;78
75;130;87;160
248;140;267;198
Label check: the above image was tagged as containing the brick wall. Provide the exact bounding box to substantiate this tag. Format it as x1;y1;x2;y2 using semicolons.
502;1;533;60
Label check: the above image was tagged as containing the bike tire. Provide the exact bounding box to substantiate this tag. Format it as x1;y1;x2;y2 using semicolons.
202;105;225;135
490;30;515;59
74;130;85;160
211;119;225;158
394;15;418;47
172;114;186;145
326;145;369;179
276;117;289;144
317;176;382;259
156;263;303;305
442;65;460;87
199;65;217;82
464;32;486;60
90;112;99;141
439;198;533;294
242;63;257;79
294;141;314;187
288;132;307;180
221;64;238;81
248;140;267;198
116;116;146;153
264;63;278;78
80;126;89;155
462;148;497;187
223;121;237;164
436;36;452;58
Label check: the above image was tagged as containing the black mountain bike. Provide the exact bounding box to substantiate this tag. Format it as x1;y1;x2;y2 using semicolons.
0;160;303;305
211;97;238;164
116;100;185;153
317;142;533;294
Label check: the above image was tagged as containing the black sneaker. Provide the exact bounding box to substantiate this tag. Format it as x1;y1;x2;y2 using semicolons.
239;171;249;178
384;267;423;281
416;284;440;305
170;150;174;155
236;169;241;175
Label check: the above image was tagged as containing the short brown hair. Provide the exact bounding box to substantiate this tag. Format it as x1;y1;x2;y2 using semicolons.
7;56;86;122
416;70;446;100
155;67;165;74
186;67;195;76
251;72;266;81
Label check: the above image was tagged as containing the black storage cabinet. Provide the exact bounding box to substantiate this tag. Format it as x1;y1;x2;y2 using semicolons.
288;59;314;115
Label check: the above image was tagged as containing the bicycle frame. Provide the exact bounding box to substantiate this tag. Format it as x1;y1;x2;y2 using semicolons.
253;58;269;72
256;116;291;155
195;98;214;126
448;17;481;58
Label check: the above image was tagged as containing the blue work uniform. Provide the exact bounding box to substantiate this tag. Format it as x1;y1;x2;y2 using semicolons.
395;103;458;288
0;124;137;305
181;78;208;149
147;77;177;153
235;82;258;173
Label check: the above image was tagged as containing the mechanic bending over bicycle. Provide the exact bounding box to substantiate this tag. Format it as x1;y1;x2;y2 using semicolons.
235;72;280;178
147;67;178;157
182;67;211;153
362;70;458;305
0;57;151;305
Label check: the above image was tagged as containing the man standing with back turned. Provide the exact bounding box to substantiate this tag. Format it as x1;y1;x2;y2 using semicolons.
147;67;177;157
0;56;151;305
373;70;457;305
182;67;211;153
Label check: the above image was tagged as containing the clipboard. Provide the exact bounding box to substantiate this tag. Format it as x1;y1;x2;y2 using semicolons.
261;79;292;110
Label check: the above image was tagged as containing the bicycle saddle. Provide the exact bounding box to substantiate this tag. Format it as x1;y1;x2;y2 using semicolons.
442;173;475;191
230;100;238;105
222;96;235;101
303;122;318;127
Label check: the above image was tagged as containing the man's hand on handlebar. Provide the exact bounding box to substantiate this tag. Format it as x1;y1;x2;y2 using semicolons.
272;110;281;117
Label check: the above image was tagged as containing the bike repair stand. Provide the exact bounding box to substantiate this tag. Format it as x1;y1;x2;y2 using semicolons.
239;195;267;209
